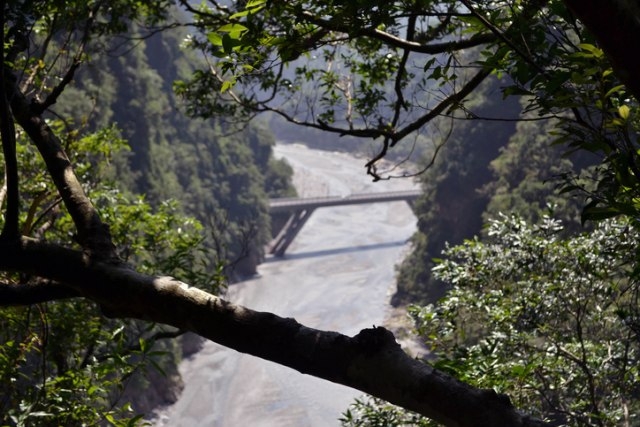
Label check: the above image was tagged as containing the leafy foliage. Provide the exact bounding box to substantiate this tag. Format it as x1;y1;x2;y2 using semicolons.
395;78;524;304
3;0;640;425
0;121;219;425
348;215;640;426
1;0;297;422
178;0;640;225
341;397;431;427
411;215;640;425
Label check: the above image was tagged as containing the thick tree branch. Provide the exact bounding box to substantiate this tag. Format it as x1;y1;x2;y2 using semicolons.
0;279;80;305
299;11;497;54
0;237;549;427
4;74;117;260
562;0;640;101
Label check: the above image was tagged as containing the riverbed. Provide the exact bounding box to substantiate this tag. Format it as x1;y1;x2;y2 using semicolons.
154;143;418;426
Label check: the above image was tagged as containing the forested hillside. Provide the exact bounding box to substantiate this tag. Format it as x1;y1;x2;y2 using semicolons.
65;19;297;411
3;1;640;426
395;81;588;305
0;7;296;421
57;21;295;278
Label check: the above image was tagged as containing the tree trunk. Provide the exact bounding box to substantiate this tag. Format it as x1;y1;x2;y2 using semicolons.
563;0;640;100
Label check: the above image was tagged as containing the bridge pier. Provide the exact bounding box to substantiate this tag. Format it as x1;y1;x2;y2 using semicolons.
268;208;316;257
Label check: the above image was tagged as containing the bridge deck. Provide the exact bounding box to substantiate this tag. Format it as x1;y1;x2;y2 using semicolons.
267;190;420;256
268;190;421;213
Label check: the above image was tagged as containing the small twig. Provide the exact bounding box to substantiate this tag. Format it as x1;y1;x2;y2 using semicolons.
31;2;99;114
459;0;548;76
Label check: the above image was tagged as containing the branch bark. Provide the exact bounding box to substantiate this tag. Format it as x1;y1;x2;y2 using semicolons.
299;11;497;55
0;279;80;305
4;71;117;260
0;237;548;427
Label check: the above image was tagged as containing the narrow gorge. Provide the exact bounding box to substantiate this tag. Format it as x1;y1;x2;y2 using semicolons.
154;143;419;426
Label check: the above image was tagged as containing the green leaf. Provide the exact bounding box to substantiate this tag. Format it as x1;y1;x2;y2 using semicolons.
220;80;235;92
229;10;250;19
246;0;266;8
217;23;249;34
222;34;242;54
618;105;630;120
577;43;604;58
207;32;223;46
502;85;533;98
127;415;145;427
604;84;625;99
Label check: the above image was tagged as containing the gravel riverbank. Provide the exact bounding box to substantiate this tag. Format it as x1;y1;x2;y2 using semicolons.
153;143;420;426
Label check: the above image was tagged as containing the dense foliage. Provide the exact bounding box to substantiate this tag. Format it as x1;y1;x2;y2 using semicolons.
396;95;588;305
2;0;640;425
1;1;295;424
345;215;640;426
0;122;217;425
422;216;640;425
176;0;640;301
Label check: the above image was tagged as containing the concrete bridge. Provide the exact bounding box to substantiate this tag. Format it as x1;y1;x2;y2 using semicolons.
267;190;420;256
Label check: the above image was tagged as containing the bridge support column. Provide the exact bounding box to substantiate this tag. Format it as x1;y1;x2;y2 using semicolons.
268;208;315;257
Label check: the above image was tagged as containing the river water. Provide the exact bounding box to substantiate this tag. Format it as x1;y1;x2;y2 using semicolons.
154;143;418;427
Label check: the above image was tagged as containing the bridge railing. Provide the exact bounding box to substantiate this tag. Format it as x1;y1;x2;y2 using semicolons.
267;190;420;255
268;190;421;213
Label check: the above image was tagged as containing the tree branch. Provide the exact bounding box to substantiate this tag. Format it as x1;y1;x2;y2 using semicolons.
31;60;83;115
0;279;80;305
299;11;497;55
459;0;548;76
0;237;549;427
4;72;117;260
392;67;492;143
0;9;20;240
31;2;98;114
258;105;391;139
562;0;640;101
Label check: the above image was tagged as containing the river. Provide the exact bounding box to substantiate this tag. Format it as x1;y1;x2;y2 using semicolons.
154;143;418;427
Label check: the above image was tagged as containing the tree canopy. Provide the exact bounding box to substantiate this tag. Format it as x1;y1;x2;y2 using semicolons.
180;0;640;195
2;1;640;426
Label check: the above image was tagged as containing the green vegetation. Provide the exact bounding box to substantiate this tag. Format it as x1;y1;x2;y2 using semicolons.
345;215;640;426
58;19;294;278
2;0;640;426
1;120;216;424
0;1;294;423
183;0;640;424
422;216;639;425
